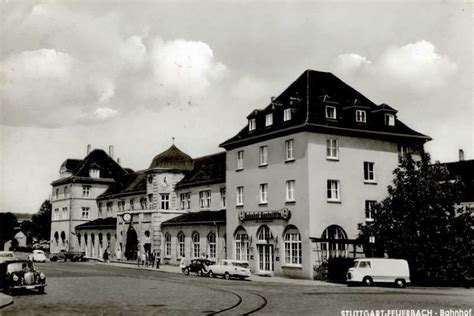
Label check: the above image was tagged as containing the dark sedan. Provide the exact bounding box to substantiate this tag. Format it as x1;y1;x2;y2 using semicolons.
182;259;215;277
0;260;47;294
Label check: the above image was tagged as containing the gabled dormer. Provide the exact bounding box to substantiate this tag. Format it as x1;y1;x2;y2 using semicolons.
342;98;371;124
318;94;340;121
246;110;259;132
372;103;398;127
89;163;101;178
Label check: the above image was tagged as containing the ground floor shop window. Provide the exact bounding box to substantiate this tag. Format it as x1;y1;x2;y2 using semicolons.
284;227;302;265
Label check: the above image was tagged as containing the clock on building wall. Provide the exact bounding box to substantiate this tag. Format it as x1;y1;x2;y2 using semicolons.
161;176;169;188
123;213;131;223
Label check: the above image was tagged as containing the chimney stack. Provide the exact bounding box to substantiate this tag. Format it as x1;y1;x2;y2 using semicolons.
109;145;114;159
117;157;121;165
87;144;91;155
459;149;465;161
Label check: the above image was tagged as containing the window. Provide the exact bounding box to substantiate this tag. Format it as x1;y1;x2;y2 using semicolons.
148;194;153;208
257;225;271;241
160;194;170;210
180;193;190;209
192;233;200;258
55;188;59;198
364;162;375;182
199;191;211;209
82;185;91;197
259;146;268;166
63;186;68;197
327;180;340;201
365;200;376;222
81;207;90;219
321;225;348;259
220;188;226;208
326;139;339;160
235;229;249;261
385;113;395;126
286;180;295;202
248;118;256;131
140;197;147;209
118;200;125;212
284;228;302;265
208;233;216;259
359;261;371;268
98;203;103;217
62;207;68;219
177;232;185;258
325;106;337;119
89;168;100;178
106;202;113;215
130;199;135;211
355;110;366;123
236;186;244;206
285;139;294;161
265;113;273;126
237;151;244;170
165;233;171;256
259;183;268;204
283;108;292;121
54;208;59;220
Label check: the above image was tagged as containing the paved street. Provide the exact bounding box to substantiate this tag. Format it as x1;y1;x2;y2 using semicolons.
2;262;473;315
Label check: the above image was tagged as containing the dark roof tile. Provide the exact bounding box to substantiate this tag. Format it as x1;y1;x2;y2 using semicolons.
161;210;226;226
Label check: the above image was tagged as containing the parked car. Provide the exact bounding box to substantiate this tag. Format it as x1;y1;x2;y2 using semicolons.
346;258;410;288
29;250;47;263
207;260;251;280
0;251;16;263
0;259;47;294
50;249;85;262
182;259;215;277
33;241;50;251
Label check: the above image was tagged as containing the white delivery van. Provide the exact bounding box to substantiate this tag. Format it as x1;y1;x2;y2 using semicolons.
346;258;410;288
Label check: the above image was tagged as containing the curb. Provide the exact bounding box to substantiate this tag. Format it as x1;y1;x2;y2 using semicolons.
0;293;14;309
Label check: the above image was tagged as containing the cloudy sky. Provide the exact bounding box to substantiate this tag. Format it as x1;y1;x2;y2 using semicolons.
0;1;472;213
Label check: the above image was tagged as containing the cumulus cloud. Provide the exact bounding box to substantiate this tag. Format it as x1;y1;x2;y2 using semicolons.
0;4;229;127
332;41;457;94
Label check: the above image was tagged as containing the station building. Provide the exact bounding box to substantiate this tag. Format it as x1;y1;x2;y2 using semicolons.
220;70;430;279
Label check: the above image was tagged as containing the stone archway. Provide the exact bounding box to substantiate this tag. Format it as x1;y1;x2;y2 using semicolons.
125;226;138;260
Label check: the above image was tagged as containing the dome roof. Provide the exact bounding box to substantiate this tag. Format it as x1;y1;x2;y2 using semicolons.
149;145;193;171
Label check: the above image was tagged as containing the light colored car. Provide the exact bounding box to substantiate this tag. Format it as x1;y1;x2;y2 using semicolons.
29;250;47;263
346;258;410;288
0;251;16;263
207;260;251;280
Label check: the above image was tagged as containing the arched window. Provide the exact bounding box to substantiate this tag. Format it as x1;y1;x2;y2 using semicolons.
177;232;185;258
234;227;249;261
98;233;103;248
257;225;271;242
165;233;171;256
321;225;348;259
192;232;200;258
77;233;82;246
284;226;302;265
84;233;88;245
91;233;95;246
208;232;216;259
60;231;66;242
54;231;59;242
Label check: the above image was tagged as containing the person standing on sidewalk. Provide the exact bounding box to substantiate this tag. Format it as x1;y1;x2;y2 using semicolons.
137;245;141;267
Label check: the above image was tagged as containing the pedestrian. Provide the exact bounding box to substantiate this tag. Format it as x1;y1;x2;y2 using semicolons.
137;245;141;267
156;251;161;269
116;247;122;262
141;250;147;267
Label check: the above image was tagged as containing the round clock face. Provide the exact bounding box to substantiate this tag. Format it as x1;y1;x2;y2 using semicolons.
239;211;245;221
123;213;131;222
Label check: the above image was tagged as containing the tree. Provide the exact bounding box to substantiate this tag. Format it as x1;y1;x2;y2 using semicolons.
0;212;18;250
31;200;52;241
359;152;474;285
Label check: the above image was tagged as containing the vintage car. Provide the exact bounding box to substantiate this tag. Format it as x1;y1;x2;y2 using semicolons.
182;259;215;277
29;250;47;263
207;260;251;280
0;251;16;263
50;249;85;262
0;260;47;294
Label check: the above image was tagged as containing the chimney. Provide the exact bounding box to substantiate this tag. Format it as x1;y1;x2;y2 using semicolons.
117;157;121;165
459;149;465;161
109;145;114;159
271;96;275;103
87;144;91;155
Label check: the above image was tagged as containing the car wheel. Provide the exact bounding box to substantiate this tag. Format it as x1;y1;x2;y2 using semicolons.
395;279;406;288
209;271;215;278
362;276;373;287
224;272;231;280
183;268;190;276
38;287;45;294
197;269;203;277
50;256;57;262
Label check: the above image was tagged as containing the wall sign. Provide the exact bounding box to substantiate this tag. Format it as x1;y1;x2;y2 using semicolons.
239;208;291;222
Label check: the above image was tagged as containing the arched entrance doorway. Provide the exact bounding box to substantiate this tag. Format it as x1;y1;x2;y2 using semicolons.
125;226;138;260
320;225;348;260
256;225;274;273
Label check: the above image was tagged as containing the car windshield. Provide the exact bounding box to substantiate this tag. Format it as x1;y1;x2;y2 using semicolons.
7;262;34;273
231;262;249;268
352;261;359;268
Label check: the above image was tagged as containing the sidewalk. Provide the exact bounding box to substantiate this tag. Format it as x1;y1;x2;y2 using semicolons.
0;293;14;309
100;260;342;287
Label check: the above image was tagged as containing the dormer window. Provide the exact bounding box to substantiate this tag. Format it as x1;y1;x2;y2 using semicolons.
325;106;337;119
249;118;256;131
385;113;395;126
265;114;273;127
89;168;100;178
283;108;292;121
355;110;366;123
